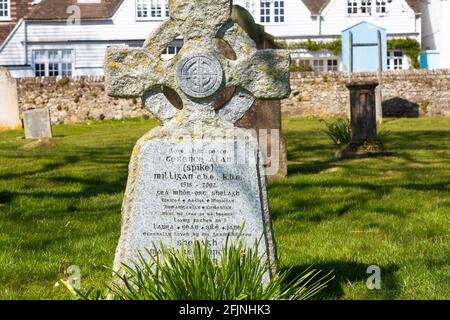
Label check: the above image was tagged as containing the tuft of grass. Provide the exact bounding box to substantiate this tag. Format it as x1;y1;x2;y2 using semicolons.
321;118;351;147
63;239;332;300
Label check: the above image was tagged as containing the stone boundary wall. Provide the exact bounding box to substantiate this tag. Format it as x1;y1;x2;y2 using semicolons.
283;69;450;118
17;76;145;124
16;69;450;124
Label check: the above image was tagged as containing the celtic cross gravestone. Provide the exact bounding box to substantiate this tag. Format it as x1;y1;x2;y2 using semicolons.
105;0;290;276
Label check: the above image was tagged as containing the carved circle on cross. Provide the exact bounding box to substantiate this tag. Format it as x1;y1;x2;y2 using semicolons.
176;53;223;99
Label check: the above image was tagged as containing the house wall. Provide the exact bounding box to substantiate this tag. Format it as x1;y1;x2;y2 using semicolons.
321;0;420;40
440;0;450;68
421;0;450;69
0;20;26;66
234;0;318;38
1;0;166;76
0;0;423;76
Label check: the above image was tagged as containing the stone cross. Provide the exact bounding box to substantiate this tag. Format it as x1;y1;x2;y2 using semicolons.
105;0;290;128
105;0;291;278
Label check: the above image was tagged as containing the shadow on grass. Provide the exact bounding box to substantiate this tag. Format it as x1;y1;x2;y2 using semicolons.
283;261;400;300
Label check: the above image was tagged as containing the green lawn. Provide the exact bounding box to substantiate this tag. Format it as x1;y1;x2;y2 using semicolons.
0;117;449;300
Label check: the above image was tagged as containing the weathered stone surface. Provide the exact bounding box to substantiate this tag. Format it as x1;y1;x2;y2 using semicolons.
113;133;277;275
106;0;290;277
336;81;386;160
0;67;21;131
23;108;52;139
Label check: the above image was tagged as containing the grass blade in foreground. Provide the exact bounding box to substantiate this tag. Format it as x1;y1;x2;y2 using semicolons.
62;239;333;300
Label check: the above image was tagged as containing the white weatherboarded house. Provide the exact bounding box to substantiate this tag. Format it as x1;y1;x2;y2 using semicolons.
0;0;421;77
235;0;421;71
420;0;450;69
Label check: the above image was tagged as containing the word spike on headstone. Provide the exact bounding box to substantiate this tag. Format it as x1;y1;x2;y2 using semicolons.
105;0;291;278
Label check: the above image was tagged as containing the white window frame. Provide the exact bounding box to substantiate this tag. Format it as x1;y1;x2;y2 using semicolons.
347;0;388;16
160;40;183;61
259;0;285;24
298;58;339;72
327;59;339;72
243;0;257;17
0;0;11;21
312;59;325;72
375;0;387;14
33;49;74;77
273;1;285;23
387;50;404;70
347;0;358;14
360;0;372;15
136;0;169;20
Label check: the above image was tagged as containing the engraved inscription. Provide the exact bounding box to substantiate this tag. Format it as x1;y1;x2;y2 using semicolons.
128;140;266;262
177;54;223;98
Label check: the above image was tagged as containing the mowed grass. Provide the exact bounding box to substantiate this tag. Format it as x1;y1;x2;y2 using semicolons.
0;117;449;300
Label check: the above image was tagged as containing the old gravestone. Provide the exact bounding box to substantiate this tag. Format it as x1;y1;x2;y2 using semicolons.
23;108;53;139
105;0;290;276
0;67;21;131
231;6;288;179
336;81;385;159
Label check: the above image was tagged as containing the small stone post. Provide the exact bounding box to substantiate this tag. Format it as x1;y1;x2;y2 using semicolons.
337;81;385;159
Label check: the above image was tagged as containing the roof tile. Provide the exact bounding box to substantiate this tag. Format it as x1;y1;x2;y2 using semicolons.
26;0;124;20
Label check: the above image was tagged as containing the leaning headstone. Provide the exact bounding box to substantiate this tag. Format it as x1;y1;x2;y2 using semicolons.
23;108;53;139
337;81;385;159
105;0;290;277
231;6;288;179
0;67;21;131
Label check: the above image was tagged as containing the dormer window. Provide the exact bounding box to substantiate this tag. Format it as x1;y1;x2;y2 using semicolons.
347;0;387;15
376;0;387;13
0;0;11;20
259;1;285;24
136;0;169;20
347;1;358;14
360;0;372;14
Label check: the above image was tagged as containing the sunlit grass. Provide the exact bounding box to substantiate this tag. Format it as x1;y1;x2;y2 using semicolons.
0;117;448;299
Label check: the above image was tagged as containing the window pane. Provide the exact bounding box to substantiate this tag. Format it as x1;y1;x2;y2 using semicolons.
260;1;271;23
136;0;148;18
49;63;59;76
48;50;59;61
34;64;45;77
327;59;338;71
151;0;162;17
34;51;46;62
0;0;9;17
62;63;72;76
274;1;285;23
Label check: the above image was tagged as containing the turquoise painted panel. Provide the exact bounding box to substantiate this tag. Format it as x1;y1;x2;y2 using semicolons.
420;51;440;69
342;21;387;72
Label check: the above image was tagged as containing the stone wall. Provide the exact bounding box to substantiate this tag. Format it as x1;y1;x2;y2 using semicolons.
283;69;450;118
16;69;450;124
18;77;146;124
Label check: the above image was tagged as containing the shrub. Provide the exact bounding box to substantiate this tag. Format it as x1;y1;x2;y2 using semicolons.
62;239;333;300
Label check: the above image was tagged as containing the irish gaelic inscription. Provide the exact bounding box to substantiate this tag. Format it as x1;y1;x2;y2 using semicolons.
123;139;266;260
